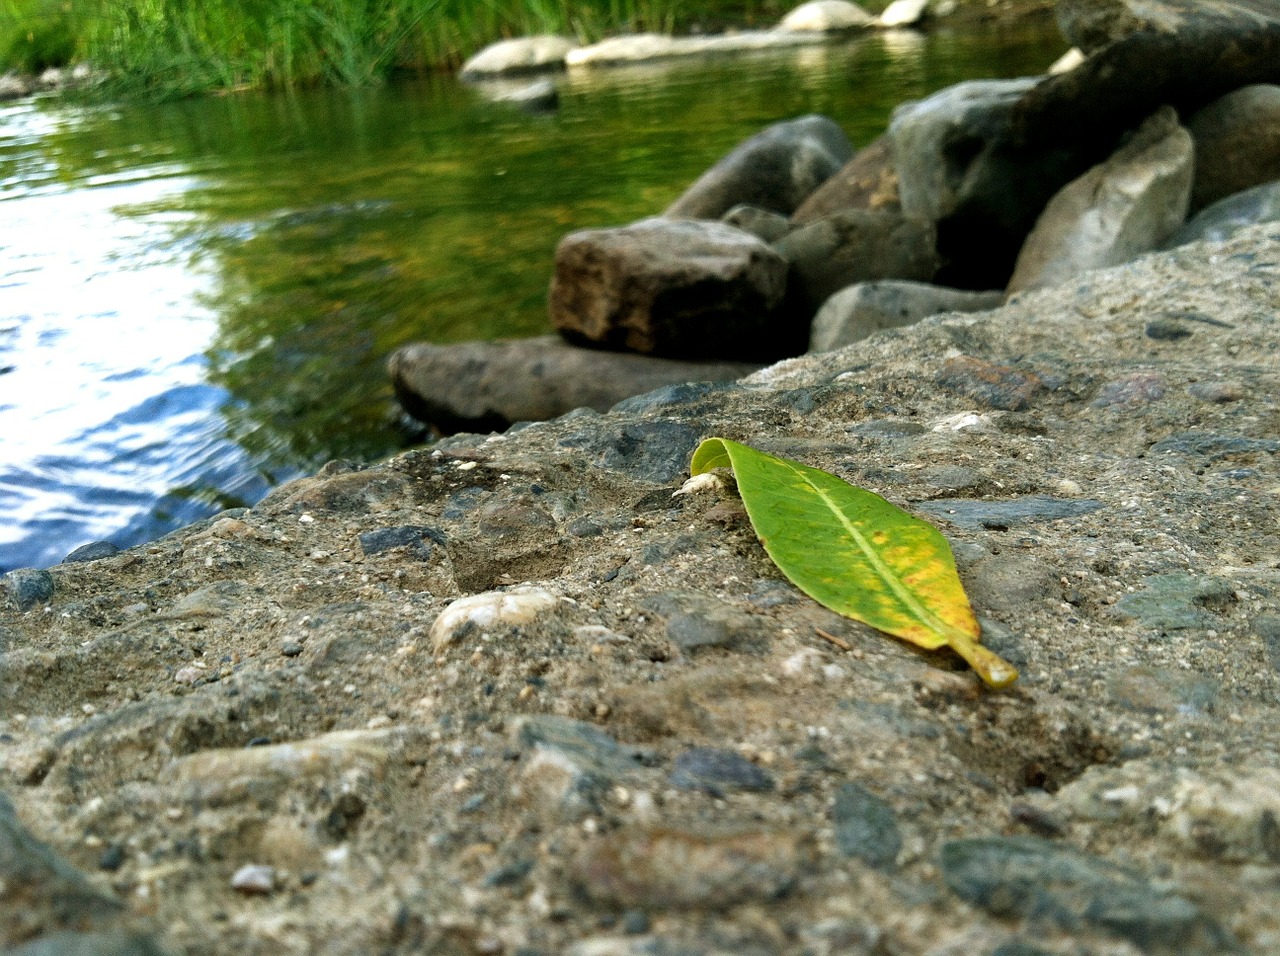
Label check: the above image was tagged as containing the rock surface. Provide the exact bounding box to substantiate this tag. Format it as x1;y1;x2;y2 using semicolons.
388;336;761;433
6;225;1280;954
790;135;900;224
1185;83;1280;212
664;115;853;221
459;35;578;78
809;280;1002;351
1165;179;1280;248
548;218;794;360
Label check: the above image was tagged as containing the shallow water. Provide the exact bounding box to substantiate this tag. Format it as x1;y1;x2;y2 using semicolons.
0;24;1065;572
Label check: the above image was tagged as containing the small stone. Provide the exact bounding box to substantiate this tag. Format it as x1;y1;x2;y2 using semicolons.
965;555;1059;612
280;640;304;658
1113;572;1235;632
1144;319;1193;340
1092;372;1166;408
916;496;1104;530
669;747;774;795
230;863;275;894
62;541;121;564
935;356;1045;411
4;568;54;611
620;910;650;935
1187;381;1245;403
430;586;559;651
357;525;446;558
97;844;126;872
513;716;651;820
639;592;767;654
831;782;901;870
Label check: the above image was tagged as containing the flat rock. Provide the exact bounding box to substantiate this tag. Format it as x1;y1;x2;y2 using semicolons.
917;495;1105;529
564;30;826;69
830;782;902;869
459;35;577;78
809;280;1001;351
389;335;761;433
548;218;793;361
665;115;853;220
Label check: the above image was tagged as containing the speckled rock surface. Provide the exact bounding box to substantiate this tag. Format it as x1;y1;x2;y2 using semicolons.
3;224;1280;955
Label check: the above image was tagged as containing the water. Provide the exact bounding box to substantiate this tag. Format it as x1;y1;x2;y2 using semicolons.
0;23;1066;572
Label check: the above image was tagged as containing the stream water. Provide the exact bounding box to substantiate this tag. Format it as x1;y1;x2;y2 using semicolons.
0;23;1065;572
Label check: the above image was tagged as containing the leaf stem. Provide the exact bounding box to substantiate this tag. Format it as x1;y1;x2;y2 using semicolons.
944;628;1019;689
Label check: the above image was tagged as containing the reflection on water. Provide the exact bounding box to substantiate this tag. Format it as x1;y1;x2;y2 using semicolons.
0;24;1066;571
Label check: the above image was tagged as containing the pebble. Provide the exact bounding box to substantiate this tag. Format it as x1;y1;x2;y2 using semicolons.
939;836;1237;954
1187;381;1245;403
1091;372;1166;407
4;568;54;611
61;541;121;564
429;586;559;650
669;747;774;795
639;592;766;654
916;496;1104;530
572;828;810;909
1144;319;1193;340
964;555;1059;612
934;356;1045;411
513;716;651;819
357;525;446;557
230;863;275;894
830;782;901;870
169;581;244;618
1113;572;1235;631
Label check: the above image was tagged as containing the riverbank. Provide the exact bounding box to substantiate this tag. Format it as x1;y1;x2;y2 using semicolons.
0;0;1053;98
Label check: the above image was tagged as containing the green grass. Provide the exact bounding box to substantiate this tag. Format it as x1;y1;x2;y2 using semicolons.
1;0;793;96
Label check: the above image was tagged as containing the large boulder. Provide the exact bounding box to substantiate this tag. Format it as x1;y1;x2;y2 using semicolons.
772;211;940;313
459;36;577;78
389;336;761;434
1185;84;1280;212
809;281;1003;352
1053;0;1182;52
790;135;900;224
1164;180;1280;248
548;218;795;361
1008;107;1193;293
779;0;876;31
665;115;853;220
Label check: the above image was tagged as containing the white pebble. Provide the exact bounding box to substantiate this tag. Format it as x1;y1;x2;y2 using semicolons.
430;586;559;650
230;863;275;894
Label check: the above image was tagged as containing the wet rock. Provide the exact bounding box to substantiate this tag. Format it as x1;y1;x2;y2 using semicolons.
809;281;1001;352
459;35;577;78
830;782;901;869
430;586;560;650
940;835;1238;954
470;77;559;112
61;541;120;564
572;828;811;909
357;525;446;558
934;356;1045;410
917;496;1105;530
0;73;31;101
640;592;768;654
1053;0;1177;52
1113;572;1235;631
5;932;173;956
1007;107;1193;293
558;420;701;484
1165;180;1280;248
779;1;875;31
390;336;759;434
4;568;54;611
878;0;928;27
772;210;940;313
664;115;853;220
0;792;124;946
1185;84;1280;211
791;135;900;224
721;205;791;243
549;219;793;361
669;747;774;795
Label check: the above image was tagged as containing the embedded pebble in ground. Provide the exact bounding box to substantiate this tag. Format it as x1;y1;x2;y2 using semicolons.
830;782;902;870
4;568;54;611
229;864;275;895
429;585;559;649
669;747;774;795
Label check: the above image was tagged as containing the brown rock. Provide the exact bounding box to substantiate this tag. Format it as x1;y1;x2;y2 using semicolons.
1186;84;1280;212
935;356;1045;410
790;135;900;224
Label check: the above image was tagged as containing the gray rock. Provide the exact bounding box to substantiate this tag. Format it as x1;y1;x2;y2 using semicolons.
831;782;901;869
772;211;940;314
809;280;1002;352
514;716;651;819
917;496;1105;529
557;420;701;484
1185;84;1280;211
934;355;1045;410
779;1;876;31
1008;107;1193;293
640;592;768;654
721;205;791;243
459;35;576;78
549;218;793;361
389;335;760;433
665;115;853;220
1165;180;1280;248
0;72;31;101
356;525;446;558
1113;572;1236;632
669;747;774;795
5;932;172;956
791;135;900;224
5;568;54;611
940;836;1239;954
61;541;120;564
1053;0;1181;52
964;554;1059;613
1149;430;1280;460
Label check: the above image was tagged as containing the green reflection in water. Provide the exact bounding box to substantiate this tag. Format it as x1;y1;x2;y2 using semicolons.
75;25;1068;473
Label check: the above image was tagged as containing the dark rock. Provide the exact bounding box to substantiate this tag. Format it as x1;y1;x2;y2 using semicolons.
809;281;1002;352
934;356;1045;411
390;336;761;433
917;496;1105;529
610;380;742;417
990;942;1055;956
1165;180;1280;248
669;747;775;795
831;782;901;869
1185;84;1280;212
978;618;1030;672
1149;431;1280;461
5;932;173;956
4;568;54;611
720;204;791;243
0;792;124;946
940;836;1239;954
640;592;768;654
772;210;940;314
548;219;794;361
558;420;701;484
791;135;900;224
357;525;446;558
1144;319;1193;340
664;115;853;220
61;542;120;564
1054;0;1179;52
1113;572;1236;631
1007;108;1192;293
